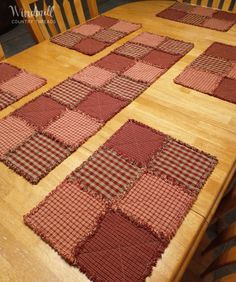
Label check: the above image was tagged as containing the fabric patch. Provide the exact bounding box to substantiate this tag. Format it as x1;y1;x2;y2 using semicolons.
157;9;187;21
116;174;196;238
77;91;127;122
95;53;135;73
158;38;193;55
175;67;222;94
0;90;17;110
71;148;143;201
45;78;93;109
71;24;102;36
190;54;232;75
103;75;148;101
142;49;181;69
3;133;71;184
213;10;236;21
0;71;46;98
227;63;236;80
190;6;216;17
51;31;83;48
148;139;217;191
13;96;66;129
202;18;235;31
72;66;116;88
114;42;152;59
24;179;107;264
0;63;21;83
130;32;166;47
75;211;166;282
92;29;124;43
44;110;102;148
205;42;236;61
0;116;35;159
124;62;165;84
88;16;119;28
104;120;167;165
213;78;236;103
73;38;107;55
180;14;206;25
110;20;141;33
171;2;195;12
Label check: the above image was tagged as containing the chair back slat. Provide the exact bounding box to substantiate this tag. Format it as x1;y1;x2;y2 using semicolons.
53;0;67;33
63;0;76;28
33;2;51;39
87;0;99;18
74;0;86;23
0;44;5;61
42;0;58;36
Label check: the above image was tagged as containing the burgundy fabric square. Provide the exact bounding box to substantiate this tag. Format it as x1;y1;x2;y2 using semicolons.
203;18;235;31
213;78;236;103
190;6;216;17
142;49;181;69
13;96;65;129
213;10;236;22
88;16;119;28
104;120;167;166
92;29;124;43
170;2;195;12
0;63;21;83
75;211;166;282
95;53;135;73
157;9;187;21
77;91;127;122
205;42;236;61
73;38;107;55
180;14;207;25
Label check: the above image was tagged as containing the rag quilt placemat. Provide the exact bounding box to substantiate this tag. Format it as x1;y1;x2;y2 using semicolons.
24;119;218;281
0;32;193;184
0;63;46;110
175;42;236;104
156;2;236;32
51;16;142;55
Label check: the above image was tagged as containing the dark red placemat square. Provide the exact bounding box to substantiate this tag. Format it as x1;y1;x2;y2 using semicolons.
0;63;21;83
88;16;119;28
205;42;236;61
213;77;236;103
73;38;107;55
157;9;187;21
213;10;236;21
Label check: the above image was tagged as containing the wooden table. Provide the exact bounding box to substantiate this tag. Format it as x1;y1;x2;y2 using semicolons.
1;1;236;281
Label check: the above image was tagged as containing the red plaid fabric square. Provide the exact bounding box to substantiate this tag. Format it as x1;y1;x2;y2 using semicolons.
3;133;71;184
180;14;207;25
75;210;166;282
88;16;119;28
44;110;102;148
115;173;197;238
92;29;124;43
158;38;193;55
202;18;235;31
213;78;236;103
72;148;143;201
76;91;127;122
114;42;152;59
205;42;236;61
130;32;166;47
228;63;236;80
24;179;107;264
148;139;217;191
0;90;17;110
104;120;167;166
45;78;93;109
71;24;102;36
13;96;66;129
103;75;148;101
0;63;21;83
110;20;141;33
157;9;187;21
51;31;83;48
73;38;107;55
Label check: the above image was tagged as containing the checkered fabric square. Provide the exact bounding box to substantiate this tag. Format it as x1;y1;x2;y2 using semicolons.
131;32;166;47
92;29;124;43
190;6;216;17
213;78;236;103
75;211;166;282
0;90;17;110
71;24;102;36
88;16;119;28
114;42;152;59
51;31;83;48
175;67;222;94
0;71;46;98
77;91;127;122
45;78;93;108
0;116;35;159
103;75;148;101
157;9;187;21
115;173;197;238
202;18;235;31
228;63;236;80
205;42;236;61
44;110;102;148
158;38;193;55
148;139;217;191
13;96;66;129
72;66;116;88
73;38;107;55
0;63;21;83
110;20;141;33
104;120;167;166
71;148;143;201
180;14;207;25
124;62;165;84
24;179;107;264
3;133;71;184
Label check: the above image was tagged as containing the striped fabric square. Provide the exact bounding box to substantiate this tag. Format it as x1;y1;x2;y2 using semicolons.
24;179;107;264
45;78;93;108
124;62;165;83
0;116;35;159
103;75;148;101
44;110;102;148
73;38;107;56
72;66;116;88
148;139;217;191
72;148;143;201
3;133;72;184
88;16;119;28
180;14;207;25
75;211;166;282
158;38;193;55
114;42;152;59
174;67;222;94
115;173;197;239
92;29;124;43
190;6;216;17
202;18;235;31
110;20;141;33
0;71;46;98
0;63;21;83
51;31;84;48
131;32;166;47
71;24;102;36
0;90;17;110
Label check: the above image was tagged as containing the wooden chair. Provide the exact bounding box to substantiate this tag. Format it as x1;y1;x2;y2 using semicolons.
0;44;5;61
16;0;99;42
178;0;236;12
